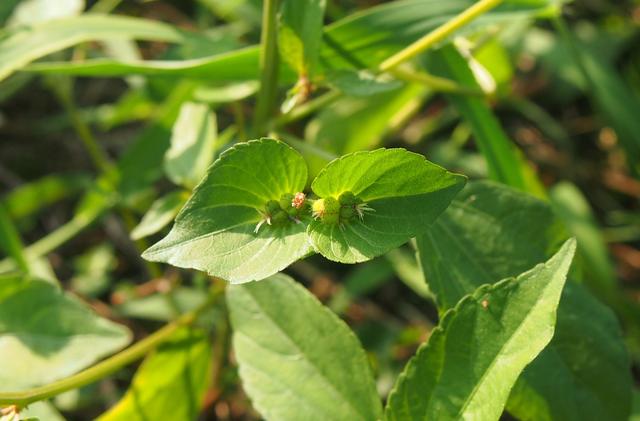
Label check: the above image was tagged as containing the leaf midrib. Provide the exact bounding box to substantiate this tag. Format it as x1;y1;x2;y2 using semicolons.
241;286;371;421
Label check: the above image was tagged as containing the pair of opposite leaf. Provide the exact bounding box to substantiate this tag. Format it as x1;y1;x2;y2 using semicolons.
142;138;466;283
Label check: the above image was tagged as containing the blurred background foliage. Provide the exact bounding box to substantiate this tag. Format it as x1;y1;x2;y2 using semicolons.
0;0;639;419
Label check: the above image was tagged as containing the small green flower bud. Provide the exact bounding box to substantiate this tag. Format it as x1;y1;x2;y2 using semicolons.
279;193;295;211
339;206;355;220
265;200;281;215
339;191;363;207
338;191;357;206
271;209;289;225
312;197;340;224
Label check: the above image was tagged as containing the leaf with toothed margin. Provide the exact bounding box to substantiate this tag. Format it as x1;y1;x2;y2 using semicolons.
142;138;313;284
417;181;633;421
227;273;383;421
385;239;577;421
307;148;466;263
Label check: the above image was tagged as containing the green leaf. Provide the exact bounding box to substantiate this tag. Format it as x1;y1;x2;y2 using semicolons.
143;139;312;283
473;38;514;96
116;81;197;200
193;81;259;104
279;0;326;77
7;0;84;26
305;83;427;176
522;23;640;175
0;14;188;82
507;283;632;421
320;0;558;71
115;287;209;322
25;47;265;82
417;181;633;421
0;0;20;25
164;102;217;188
97;328;212;421
385;239;576;421
418;181;566;310
549;182;617;302
327;69;404;97
308;148;465;263
130;191;188;241
561;27;640;175
70;244;115;297
384;247;432;300
429;44;545;197
1;173;90;222
25;0;557;80
19;401;65;421
0;197;58;282
279;26;305;77
631;390;640;421
0;275;131;391
227;273;382;421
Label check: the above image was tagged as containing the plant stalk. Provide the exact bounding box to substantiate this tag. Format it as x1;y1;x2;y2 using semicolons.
0;285;225;408
49;79;113;174
378;0;503;72
0;204;29;273
390;68;485;96
0;201;109;273
277;0;502;130
273;90;341;129
253;0;281;136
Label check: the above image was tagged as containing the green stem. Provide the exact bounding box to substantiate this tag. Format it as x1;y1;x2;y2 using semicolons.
273;90;341;129
276;0;502;130
50;80;113;174
118;208;162;279
551;16;595;98
272;131;338;163
0;285;225;408
89;0;123;13
378;0;504;72
390;68;485;96
0;201;109;273
253;0;281;136
232;101;247;141
0;204;29;273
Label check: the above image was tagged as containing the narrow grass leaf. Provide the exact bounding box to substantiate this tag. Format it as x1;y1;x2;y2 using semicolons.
430;44;545;197
24;0;558;80
0;14;188;82
279;0;326;77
